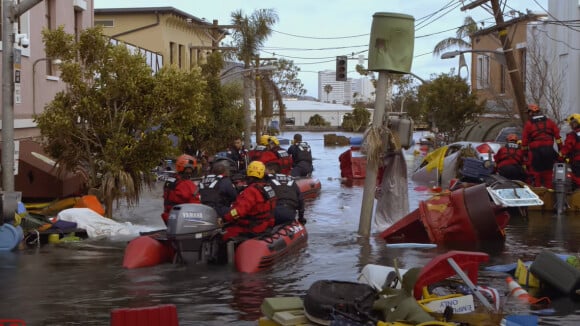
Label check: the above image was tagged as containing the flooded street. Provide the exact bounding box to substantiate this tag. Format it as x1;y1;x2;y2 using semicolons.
1;131;580;325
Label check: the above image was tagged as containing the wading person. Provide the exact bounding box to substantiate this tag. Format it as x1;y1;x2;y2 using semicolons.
287;133;313;177
521;104;562;188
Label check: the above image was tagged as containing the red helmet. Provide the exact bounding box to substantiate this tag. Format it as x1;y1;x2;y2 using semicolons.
527;104;540;113
506;134;518;142
176;154;197;173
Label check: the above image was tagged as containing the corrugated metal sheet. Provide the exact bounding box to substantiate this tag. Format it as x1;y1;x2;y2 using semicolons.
460;118;522;142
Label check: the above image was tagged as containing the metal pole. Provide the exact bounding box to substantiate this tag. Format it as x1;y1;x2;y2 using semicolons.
2;0;16;192
358;71;389;236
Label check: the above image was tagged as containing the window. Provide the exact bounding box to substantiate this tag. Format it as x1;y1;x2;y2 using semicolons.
178;44;184;68
95;20;114;27
519;48;526;93
499;64;506;94
169;42;176;64
476;55;490;89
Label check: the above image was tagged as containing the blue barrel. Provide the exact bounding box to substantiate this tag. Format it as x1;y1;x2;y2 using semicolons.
350;136;363;147
0;224;24;251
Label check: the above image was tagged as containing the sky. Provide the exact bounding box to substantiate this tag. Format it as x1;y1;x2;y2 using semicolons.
94;0;549;98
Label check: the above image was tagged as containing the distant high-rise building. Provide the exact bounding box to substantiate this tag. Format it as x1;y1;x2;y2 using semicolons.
318;70;352;104
351;77;375;103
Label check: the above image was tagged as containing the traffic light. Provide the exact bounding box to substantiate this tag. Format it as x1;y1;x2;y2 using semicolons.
336;56;347;81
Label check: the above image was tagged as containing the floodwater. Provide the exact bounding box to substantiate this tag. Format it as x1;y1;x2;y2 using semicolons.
1;131;580;325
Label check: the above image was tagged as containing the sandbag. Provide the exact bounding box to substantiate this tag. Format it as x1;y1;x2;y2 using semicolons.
303;280;377;326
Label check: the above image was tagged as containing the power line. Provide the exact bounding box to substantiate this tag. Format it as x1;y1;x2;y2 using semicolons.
532;0;580;33
272;29;367;39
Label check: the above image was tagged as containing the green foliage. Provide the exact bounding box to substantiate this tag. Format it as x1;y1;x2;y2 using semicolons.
189;52;244;155
35;26;208;214
418;73;485;142
341;104;371;132
270;59;306;97
306;114;330;127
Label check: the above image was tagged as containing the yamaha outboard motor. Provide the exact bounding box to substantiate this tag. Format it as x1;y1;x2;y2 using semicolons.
553;163;572;216
166;204;222;264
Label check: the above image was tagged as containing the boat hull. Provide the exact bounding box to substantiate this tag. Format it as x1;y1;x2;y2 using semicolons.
235;221;308;273
380;183;508;245
122;221;308;273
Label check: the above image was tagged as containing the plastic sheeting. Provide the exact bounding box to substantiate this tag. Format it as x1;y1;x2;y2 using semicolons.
57;208;158;240
374;151;409;232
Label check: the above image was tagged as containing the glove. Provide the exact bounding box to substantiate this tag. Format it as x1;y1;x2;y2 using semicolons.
298;216;307;225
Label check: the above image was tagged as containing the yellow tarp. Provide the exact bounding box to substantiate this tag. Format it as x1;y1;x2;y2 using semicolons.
423;146;449;173
515;259;540;288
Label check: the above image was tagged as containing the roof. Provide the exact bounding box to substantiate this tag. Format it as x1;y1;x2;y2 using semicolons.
95;7;211;26
269;99;358;112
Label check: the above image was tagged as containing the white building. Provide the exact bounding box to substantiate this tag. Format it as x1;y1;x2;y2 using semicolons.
351;77;375;103
317;70;352;104
541;0;580;118
250;99;374;127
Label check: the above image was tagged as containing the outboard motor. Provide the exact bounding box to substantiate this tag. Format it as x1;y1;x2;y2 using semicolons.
166;204;223;264
553;163;572;216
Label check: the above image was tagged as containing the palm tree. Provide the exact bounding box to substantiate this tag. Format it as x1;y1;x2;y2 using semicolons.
230;9;279;146
432;16;478;57
324;84;333;102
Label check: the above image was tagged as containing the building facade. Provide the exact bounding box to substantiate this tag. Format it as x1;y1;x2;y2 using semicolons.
540;0;580;119
469;15;539;117
317;70;352;105
0;0;94;140
94;7;226;71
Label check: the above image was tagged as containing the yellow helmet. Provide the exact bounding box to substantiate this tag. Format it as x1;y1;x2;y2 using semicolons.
260;135;270;146
268;136;280;146
567;114;580;124
246;161;265;179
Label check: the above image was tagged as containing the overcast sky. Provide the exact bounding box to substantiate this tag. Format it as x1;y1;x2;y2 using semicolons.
94;0;549;98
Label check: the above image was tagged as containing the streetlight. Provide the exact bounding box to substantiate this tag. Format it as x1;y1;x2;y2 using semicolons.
32;58;62;115
440;49;506;65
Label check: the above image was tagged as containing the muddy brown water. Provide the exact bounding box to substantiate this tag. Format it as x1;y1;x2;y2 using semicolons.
0;131;579;325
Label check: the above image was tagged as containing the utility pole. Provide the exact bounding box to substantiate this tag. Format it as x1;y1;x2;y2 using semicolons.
461;0;528;124
2;0;43;191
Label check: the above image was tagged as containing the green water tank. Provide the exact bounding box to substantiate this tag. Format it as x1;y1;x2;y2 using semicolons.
368;12;415;73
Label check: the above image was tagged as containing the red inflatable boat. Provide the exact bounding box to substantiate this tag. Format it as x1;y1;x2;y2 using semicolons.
123;204;307;273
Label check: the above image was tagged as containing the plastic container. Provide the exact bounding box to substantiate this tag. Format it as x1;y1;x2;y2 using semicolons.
530;250;580;294
0;224;24;251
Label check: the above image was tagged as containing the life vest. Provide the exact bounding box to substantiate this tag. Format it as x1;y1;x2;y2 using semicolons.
571;131;580;161
274;150;294;174
199;174;225;208
496;143;523;169
236;182;276;229
528;115;555;144
247;146;268;162
294;142;313;164
162;176;199;218
269;174;299;208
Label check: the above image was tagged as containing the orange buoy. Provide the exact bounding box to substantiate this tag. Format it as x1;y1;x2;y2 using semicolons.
506;276;550;305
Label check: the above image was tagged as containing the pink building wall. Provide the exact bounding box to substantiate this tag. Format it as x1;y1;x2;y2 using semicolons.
0;0;94;140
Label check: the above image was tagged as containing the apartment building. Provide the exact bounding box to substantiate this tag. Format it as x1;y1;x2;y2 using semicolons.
468;14;539;116
317;70;352;105
94;7;226;71
0;0;94;140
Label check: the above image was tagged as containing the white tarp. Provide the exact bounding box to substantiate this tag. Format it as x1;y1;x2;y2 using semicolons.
57;208;157;240
374;151;409;232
